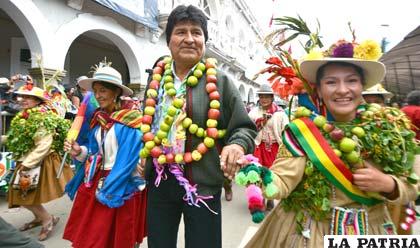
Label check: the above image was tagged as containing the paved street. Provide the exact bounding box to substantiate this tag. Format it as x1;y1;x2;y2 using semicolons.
0;183;260;248
1;183;420;248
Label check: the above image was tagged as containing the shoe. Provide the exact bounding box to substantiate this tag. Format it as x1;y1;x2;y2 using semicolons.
38;215;59;241
266;200;274;211
19;219;43;231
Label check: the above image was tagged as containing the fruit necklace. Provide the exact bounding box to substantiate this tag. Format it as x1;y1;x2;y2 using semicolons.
139;57;226;164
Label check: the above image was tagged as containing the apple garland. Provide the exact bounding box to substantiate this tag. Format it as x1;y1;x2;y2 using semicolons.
139;57;226;164
281;103;419;234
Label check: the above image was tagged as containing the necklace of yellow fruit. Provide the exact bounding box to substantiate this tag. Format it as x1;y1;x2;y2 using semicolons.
294;106;366;169
139;57;226;164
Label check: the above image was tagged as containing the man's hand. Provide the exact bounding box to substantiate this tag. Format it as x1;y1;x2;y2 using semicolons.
64;140;82;157
220;144;245;180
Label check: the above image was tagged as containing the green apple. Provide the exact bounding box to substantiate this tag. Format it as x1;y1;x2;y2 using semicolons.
351;127;366;138
157;154;167;164
153;136;161;145
164;82;174;90
196;128;205;137
156;130;168;139
164;75;173;84
210;100;220;109
313;116;327;128
145;141;155;150
218;129;226;138
333;149;342;157
339;138;356;153
172;98;184;109
152;74;162;82
187;76;199;87
193;69;203;78
206;119;218;128
164;69;173;76
192;150;202;161
144;106;156;116
160;122;171;132
163;56;172;64
344;150;361;164
147;89;158;98
175;154;184;163
166;88;177;96
167;106;178;116
164;115;174;125
182;118;193;128
197;62;206;72
189;124;199;134
164;63;171;70
204;137;215;148
140;124;151;133
139;149;150;158
206;68;217;76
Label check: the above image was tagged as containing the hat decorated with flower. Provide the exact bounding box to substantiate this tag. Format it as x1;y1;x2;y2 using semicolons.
300;39;386;90
362;83;393;100
78;59;133;96
15;84;49;102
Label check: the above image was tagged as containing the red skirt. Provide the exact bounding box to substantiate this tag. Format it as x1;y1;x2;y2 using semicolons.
253;142;279;168
63;171;147;248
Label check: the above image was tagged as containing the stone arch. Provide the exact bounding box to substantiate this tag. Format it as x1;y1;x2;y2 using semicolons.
248;87;255;103
53;13;142;83
0;0;52;67
238;84;246;101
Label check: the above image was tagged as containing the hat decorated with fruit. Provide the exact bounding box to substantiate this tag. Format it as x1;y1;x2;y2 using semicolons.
362;83;393;99
78;59;133;96
300;39;386;90
15;84;49;102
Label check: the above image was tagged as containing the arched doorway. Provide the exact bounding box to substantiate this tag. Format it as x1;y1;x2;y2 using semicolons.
248;88;255;103
238;84;246;102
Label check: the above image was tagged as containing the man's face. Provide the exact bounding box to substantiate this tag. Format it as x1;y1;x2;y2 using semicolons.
363;94;385;106
168;21;205;67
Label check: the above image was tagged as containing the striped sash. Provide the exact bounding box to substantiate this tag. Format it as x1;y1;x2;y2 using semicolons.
286;117;381;206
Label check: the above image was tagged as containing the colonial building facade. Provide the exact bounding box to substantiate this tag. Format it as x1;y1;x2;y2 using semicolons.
0;0;272;102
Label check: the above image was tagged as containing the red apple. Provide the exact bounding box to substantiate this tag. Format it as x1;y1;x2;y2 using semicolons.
142;114;153;125
150;146;162;158
149;80;160;90
156;61;165;68
322;123;335;133
184;152;193;163
330;128;345;141
206;83;217;93
143;132;154;142
206;62;216;69
209;91;220;101
197;143;208;154
206;75;217;83
145;98;156;107
165;153;175;163
208;109;220;120
153;67;163;75
206;128;218;139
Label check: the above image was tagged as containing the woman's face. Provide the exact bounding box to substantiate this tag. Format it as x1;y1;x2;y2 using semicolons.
258;94;274;109
317;64;364;122
92;82;121;111
20;95;41;110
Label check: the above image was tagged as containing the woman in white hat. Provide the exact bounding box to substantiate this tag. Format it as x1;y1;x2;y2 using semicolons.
245;38;419;247
248;84;289;210
63;63;147;248
362;83;394;106
7;84;73;241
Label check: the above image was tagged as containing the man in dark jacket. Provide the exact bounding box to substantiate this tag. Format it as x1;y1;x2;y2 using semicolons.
142;5;257;248
0;217;44;248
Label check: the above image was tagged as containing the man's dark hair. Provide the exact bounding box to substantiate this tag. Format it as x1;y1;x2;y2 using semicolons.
406;90;420;106
165;5;208;45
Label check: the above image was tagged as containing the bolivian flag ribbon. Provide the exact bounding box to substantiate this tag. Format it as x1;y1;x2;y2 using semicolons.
287;117;381;206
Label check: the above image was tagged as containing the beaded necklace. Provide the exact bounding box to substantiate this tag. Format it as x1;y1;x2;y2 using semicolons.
139;57;226;164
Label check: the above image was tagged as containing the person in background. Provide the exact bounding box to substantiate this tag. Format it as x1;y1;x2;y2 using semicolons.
248;84;289;211
63;63;147;248
142;5;256;248
401;90;420;140
362;83;393;106
7;85;73;241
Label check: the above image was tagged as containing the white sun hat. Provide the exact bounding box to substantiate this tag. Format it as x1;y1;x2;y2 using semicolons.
78;66;133;96
362;83;393;99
